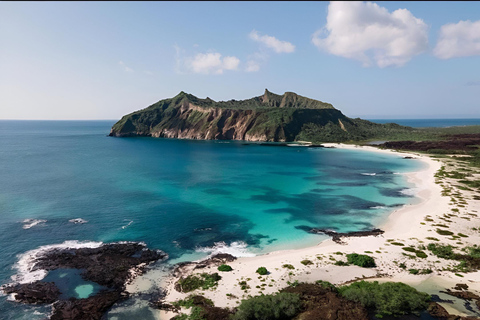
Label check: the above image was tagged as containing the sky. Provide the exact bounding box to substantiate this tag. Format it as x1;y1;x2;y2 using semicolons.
1;1;480;120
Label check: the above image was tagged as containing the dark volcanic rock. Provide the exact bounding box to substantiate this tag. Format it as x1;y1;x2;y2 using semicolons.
297;226;384;244
454;283;469;291
33;242;167;290
3;242;167;320
427;301;450;319
194;253;237;270
50;291;122;320
3;281;60;304
441;289;480;301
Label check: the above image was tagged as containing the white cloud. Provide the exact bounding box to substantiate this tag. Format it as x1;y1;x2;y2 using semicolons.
434;20;480;59
188;52;240;74
118;61;134;72
174;45;240;75
249;30;295;53
222;56;241;70
244;50;269;73
245;60;260;72
312;1;429;67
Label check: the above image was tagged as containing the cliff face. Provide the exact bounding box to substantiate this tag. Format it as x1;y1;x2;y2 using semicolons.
109;90;407;142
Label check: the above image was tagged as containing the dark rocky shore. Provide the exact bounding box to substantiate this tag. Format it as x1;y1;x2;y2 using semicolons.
2;242;167;320
295;226;385;244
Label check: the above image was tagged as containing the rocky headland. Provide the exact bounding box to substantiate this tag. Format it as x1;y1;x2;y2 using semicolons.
109;89;412;142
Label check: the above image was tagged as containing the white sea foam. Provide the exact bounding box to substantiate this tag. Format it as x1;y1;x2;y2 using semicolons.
361;173;376;176
22;219;47;229
195;241;256;258
121;220;133;229
11;240;103;284
371;206;387;209
69;218;88;224
400;188;418;196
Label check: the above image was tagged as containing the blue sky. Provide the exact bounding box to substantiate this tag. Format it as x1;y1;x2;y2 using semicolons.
1;1;479;120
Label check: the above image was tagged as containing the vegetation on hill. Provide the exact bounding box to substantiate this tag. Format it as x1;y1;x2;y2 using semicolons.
109;90;422;142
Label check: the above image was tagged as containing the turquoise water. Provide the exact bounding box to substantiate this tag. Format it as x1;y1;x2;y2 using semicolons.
42;269;105;299
0;120;424;319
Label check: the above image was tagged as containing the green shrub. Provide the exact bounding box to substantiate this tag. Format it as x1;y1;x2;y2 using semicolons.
427;243;456;259
218;264;233;272
282;264;295;270
175;273;222;293
416;251;428;259
238;280;250;290
436;229;454;236
233;292;301;320
256;267;268;275
339;281;431;318
300;259;313;266
402;247;416;253
346;253;376;268
467;246;480;259
420;269;433;274
391;242;405;246
315;280;337;291
334;260;349;266
409;269;419;275
172;295;214;309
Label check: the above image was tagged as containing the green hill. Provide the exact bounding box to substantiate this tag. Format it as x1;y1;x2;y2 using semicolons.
109;89;415;142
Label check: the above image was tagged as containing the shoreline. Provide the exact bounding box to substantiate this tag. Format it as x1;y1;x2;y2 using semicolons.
134;143;480;319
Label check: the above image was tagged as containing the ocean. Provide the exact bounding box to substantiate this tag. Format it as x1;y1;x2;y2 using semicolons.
0;120;431;318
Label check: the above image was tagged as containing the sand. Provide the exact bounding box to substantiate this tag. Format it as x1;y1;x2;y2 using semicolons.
133;143;480;319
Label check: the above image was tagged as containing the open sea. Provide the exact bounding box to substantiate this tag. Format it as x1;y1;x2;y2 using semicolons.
0;119;448;319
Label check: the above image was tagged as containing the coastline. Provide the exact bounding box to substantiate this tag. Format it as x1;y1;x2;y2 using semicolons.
138;143;480;319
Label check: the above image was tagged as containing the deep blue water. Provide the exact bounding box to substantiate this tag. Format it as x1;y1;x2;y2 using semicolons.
0;120;425;319
368;118;480;128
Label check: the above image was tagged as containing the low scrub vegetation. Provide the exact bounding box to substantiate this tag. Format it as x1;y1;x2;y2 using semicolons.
233;292;301;320
339;281;431;318
217;264;233;272
175;273;222;293
346;253;376;268
256;267;268;275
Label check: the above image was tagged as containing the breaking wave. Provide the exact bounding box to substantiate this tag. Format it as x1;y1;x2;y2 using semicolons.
399;188;417;196
11;240;103;284
195;241;256;258
22;219;47;229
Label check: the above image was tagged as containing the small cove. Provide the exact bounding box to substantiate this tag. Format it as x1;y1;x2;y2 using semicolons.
0;120;424;319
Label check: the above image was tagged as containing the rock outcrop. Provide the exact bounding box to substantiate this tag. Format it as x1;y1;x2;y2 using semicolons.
2;242;167;320
109;89;411;142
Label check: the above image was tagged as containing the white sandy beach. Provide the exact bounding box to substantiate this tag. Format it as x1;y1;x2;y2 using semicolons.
128;144;480;319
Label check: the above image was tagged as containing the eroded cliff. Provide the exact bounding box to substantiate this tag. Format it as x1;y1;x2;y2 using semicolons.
109;89;411;142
